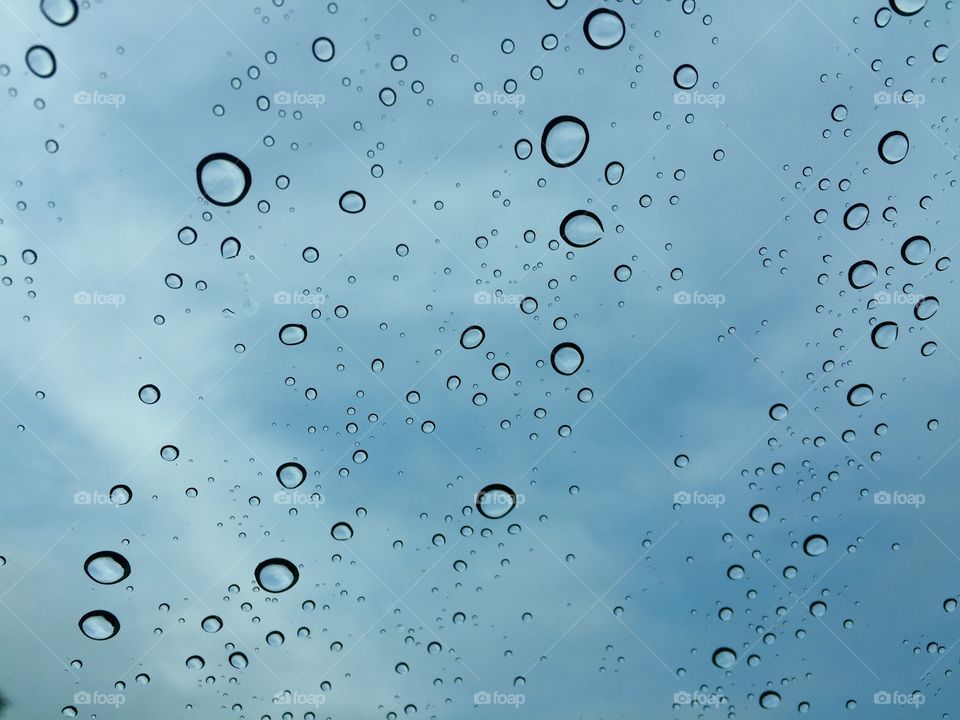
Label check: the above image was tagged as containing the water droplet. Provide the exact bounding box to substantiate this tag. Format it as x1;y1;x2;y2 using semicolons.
604;161;624;186
769;403;788;421
712;647;736;668
339;190;366;213
847;384;873;406
878;130;909;164
331;522;354;540
186;655;205;670
201;615;222;633
25;45;56;78
160;444;179;461
541;115;589;168
312;37;335;61
254;558;299;593
848;260;878;289
109;484;132;505
220;237;241;259
673;64;698;89
843;203;869;230
871;322;898;349
279;323;307;345
560;210;603;247
914;295;939;320
196;153;252;207
460;325;485;349
614;264;632;282
138;384;160;404
84;551;131;585
583;8;625;49
550;342;584;375
79;610;120;640
803;534;828;556
229;651;248;669
674;454;689;468
749;504;770;523
759;691;781;709
890;0;926;16
901;235;930;264
476;483;518;519
41;0;78;26
276;461;306;489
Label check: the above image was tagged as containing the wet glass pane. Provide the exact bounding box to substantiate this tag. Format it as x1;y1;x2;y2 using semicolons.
0;0;956;716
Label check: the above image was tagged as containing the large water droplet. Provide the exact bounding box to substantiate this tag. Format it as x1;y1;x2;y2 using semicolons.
901;235;930;265
803;534;828;556
914;296;939;321
25;45;56;78
339;191;366;213
196;153;252;207
583;9;625;49
254;558;299;593
276;461;306;489
604;161;624;186
878;130;909;164
890;0;926;16
40;0;78;26
749;504;770;523
560;210;603;247
279;323;307;345
460;325;485;349
331;522;354;540
843;203;869;230
551;342;584;375
871;321;898;349
847;384;873;406
848;260;878;289
759;691;781;709
312;37;335;62
673;64;698;89
541;115;589;168
138;384;160;404
712;647;737;668
201;615;223;633
476;483;518;519
79;610;120;640
229;651;248;669
84;551;131;585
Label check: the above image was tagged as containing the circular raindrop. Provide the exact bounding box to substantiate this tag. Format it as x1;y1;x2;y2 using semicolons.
749;504;770;523
889;0;926;16
914;296;939;320
79;610;120;640
769;403;788;421
673;64;698;89
138;384;160;404
843;203;869;230
878;130;909;164
460;325;485;349
605;161;624;186
560;210;603;248
871;321;898;349
84;551;131;585
712;647;737;669
201;615;222;633
339;191;366;213
901;235;930;265
583;8;625;49
803;534;828;556
847;384;874;406
220;237;241;259
196;153;252;207
759;691;781;709
541;115;589;168
331;522;354;540
279;324;307;346
476;483;518;519
551;342;584;375
229;652;248;669
276;462;306;489
848;260;878;289
254;558;299;593
109;484;132;505
40;0;78;26
25;45;56;78
312;37;335;61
